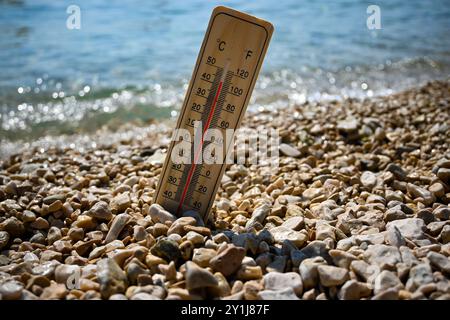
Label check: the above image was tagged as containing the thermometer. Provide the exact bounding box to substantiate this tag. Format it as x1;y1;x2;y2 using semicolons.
153;6;273;222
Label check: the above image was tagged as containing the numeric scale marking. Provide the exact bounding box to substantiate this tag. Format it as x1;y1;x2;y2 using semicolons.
154;6;274;222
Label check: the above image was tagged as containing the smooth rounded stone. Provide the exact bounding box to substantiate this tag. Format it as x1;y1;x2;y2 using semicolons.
185;261;218;290
216;199;231;211
192;248;217;268
263;272;303;296
386;218;426;240
88;245;107;260
383;206;407;222
105;213;131;243
131;292;161;300
242;280;263;300
209;244;246;277
406;183;435;205
167;217;197;236
427;252;450;274
416;208;435;225
299;257;327;289
109;293;128;300
27;275;51;289
96;258;128;299
31;261;59;278
329;249;357;269
133;225;147;242
0;231;10;250
87;201;113;220
374;270;404;295
360;171;377;189
40;282;68;300
429;183;445;198
405;263;434;292
337;117;359;132
258;287;300;300
110;193;131;213
47;200;63;213
23;252;39;263
21;210;36;223
266;255;287;273
0;217;25;237
434;206;450;220
245;203;271;230
385;225;406;248
315;223;336;241
338;280;372;300
43;194;66;205
182;210;205;227
317;265;349;287
270;226;307;247
74;215;96;229
300;240;332;264
150;239;181;262
302;187;323;200
0;280;24;300
55;264;80;284
279;143;301;157
441;225;450;244
363;244;401;270
371;288;399;300
47;227;62;245
281;216;305;231
4;181;17;195
30;217;50;230
236;265;262;281
185;231;204;245
68;227;84;241
386;163;407;180
437;168;450;183
232;233;259;255
149;204;176;224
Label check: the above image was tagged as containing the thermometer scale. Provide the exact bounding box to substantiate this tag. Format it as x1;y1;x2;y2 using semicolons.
154;6;273;222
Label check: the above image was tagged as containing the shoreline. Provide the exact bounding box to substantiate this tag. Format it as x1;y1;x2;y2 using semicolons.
0;80;449;300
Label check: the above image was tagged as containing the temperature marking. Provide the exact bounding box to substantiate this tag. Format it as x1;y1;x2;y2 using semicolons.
153;6;274;222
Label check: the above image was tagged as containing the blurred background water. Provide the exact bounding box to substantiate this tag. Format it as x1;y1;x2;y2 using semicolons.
0;0;449;146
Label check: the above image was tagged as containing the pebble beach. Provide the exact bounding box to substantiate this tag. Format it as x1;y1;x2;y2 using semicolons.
0;80;449;300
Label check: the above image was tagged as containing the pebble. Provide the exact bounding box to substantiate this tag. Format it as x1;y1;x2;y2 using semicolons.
317;265;349;287
105;213;130;243
149;204;177;223
259;287;300;300
97;258;128;299
210;244;246;277
386;218;426;240
360;171;377;188
270;226;307;247
87;201;113;220
279;143;301;157
0;231;10;250
110;193;131;213
427;251;450;274
0;280;24;300
374;270;403;294
185;261;218;290
338;280;372;300
192;248;217;268
263;272;303;296
167;217;197;236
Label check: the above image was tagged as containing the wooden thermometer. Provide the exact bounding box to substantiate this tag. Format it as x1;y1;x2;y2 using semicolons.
154;6;274;222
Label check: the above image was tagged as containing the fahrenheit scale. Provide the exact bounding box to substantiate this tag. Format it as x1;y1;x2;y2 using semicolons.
154;6;273;222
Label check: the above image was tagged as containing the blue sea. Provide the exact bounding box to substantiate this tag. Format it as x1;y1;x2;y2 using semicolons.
0;0;449;144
